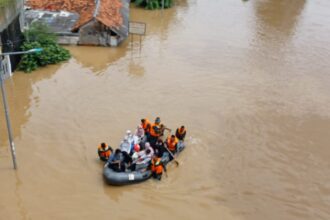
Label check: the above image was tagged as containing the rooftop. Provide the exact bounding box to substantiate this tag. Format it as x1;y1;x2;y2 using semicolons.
27;0;124;31
25;10;80;34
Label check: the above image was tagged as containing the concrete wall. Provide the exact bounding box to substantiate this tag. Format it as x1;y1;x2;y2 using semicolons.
0;0;23;32
1;15;24;70
57;35;79;45
78;20;118;47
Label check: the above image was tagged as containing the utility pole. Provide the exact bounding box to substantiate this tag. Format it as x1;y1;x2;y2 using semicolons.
0;48;43;169
0;57;17;169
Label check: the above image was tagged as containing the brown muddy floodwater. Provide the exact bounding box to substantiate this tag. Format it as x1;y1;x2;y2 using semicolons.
1;0;330;219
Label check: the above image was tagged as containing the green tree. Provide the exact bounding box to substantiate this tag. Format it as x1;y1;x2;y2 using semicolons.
18;22;71;73
132;0;173;10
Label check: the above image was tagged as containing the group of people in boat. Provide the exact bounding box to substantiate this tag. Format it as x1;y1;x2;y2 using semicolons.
97;117;187;180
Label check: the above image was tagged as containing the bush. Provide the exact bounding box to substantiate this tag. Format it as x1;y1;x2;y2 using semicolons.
18;22;71;73
132;0;173;10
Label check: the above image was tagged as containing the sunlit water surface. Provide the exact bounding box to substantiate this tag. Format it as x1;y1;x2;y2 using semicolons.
1;1;330;219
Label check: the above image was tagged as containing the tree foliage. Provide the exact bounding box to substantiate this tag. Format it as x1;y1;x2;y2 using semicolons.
18;22;71;73
133;0;173;10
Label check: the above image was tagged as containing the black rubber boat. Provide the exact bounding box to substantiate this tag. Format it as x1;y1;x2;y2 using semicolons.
103;141;185;186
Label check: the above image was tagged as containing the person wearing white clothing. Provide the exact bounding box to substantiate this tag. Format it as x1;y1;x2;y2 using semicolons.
120;137;131;154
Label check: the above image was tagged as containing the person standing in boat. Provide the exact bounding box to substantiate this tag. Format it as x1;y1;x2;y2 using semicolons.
120;137;131;154
149;117;170;145
141;118;151;140
98;142;113;162
134;125;146;146
135;125;145;138
165;135;179;161
151;155;167;180
175;126;186;141
125;130;135;151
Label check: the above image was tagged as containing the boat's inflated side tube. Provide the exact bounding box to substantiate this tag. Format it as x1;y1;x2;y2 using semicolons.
103;166;152;186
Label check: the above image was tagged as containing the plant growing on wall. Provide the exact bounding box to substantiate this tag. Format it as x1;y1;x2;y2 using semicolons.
18;22;71;73
132;0;173;10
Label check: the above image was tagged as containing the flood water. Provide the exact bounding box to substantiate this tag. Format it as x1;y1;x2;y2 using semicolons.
1;0;330;219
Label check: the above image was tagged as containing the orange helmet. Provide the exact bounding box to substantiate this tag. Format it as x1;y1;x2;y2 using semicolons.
134;144;140;152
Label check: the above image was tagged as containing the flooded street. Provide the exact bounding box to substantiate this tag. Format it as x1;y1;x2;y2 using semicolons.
1;0;330;219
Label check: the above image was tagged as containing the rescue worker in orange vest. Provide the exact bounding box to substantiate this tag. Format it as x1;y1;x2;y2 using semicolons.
166;135;179;161
151;155;167;180
175;126;186;141
98;142;113;162
149;117;171;144
141;118;151;139
149;117;162;145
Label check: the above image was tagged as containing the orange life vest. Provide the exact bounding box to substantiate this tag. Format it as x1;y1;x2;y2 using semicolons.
166;137;178;151
98;145;111;159
142;119;151;133
151;158;163;174
176;128;186;140
149;123;161;137
177;128;186;136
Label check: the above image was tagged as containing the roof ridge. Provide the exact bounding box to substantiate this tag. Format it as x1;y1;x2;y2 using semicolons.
93;0;101;18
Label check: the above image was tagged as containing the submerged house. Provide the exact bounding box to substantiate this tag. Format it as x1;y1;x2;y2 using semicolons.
26;0;129;46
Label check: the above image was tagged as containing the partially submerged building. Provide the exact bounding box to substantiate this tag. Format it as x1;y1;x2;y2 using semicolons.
0;0;24;71
26;0;129;46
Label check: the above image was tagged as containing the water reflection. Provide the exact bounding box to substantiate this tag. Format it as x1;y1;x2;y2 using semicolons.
130;3;186;39
68;45;129;73
128;61;145;76
0;65;60;149
15;171;28;220
247;0;306;73
253;0;306;43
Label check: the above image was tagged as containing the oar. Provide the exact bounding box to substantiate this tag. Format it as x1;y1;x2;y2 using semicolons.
164;169;168;178
164;144;179;166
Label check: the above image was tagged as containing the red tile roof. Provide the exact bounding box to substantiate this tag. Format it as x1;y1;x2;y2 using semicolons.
27;0;123;30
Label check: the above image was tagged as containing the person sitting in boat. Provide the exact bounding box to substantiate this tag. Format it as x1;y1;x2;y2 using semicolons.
122;151;133;171
98;142;113;162
129;144;141;171
107;149;125;172
135;148;153;171
141;118;151;139
151;155;167;180
154;137;166;157
175;126;186;141
144;142;154;157
166;135;179;160
131;144;140;162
